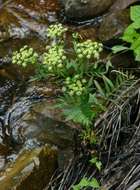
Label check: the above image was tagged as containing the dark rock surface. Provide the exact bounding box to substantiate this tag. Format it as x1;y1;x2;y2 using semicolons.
98;9;130;42
62;0;114;20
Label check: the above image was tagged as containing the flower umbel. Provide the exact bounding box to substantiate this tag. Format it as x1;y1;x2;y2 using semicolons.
12;45;38;67
43;44;66;72
62;75;87;96
75;40;103;60
47;23;67;38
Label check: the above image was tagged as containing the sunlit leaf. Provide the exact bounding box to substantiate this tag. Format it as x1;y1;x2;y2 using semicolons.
130;5;140;21
112;45;129;54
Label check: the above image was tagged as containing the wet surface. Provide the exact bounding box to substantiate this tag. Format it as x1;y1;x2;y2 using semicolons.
0;1;63;189
0;0;61;56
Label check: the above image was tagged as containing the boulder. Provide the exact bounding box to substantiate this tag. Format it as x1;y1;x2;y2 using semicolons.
98;9;130;42
10;99;75;168
62;0;114;20
5;81;76;168
109;0;140;12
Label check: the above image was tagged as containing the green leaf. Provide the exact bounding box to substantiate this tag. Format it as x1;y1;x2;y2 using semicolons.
134;46;140;61
90;157;102;171
73;178;100;190
90;157;98;164
88;77;94;87
122;25;139;43
78;178;89;187
112;45;129;54
130;36;140;50
89;178;100;188
94;80;105;97
131;19;140;29
103;75;114;91
88;94;96;104
96;161;102;171
66;60;77;70
130;5;140;21
72;178;90;190
130;36;140;61
105;60;112;72
62;103;93;127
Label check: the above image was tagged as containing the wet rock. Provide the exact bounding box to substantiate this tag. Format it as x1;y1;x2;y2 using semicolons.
62;0;114;20
0;76;18;114
98;9;130;42
0;145;58;190
10;99;75;167
0;0;60;42
0;0;62;62
4;81;76;168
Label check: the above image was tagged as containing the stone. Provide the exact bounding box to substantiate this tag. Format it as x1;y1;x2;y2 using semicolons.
0;145;58;190
4;81;76;169
0;0;60;55
109;0;139;12
10;99;75;168
98;9;130;42
62;0;114;20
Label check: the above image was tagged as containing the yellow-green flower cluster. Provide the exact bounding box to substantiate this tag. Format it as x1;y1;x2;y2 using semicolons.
43;44;66;71
12;45;38;67
62;75;87;96
47;23;67;38
75;40;103;60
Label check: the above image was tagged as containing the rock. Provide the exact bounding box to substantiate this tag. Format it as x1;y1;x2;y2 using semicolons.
10;99;75;168
98;9;130;42
0;0;61;57
62;0;114;20
109;0;139;12
0;79;76;190
0;145;58;190
4;81;76;168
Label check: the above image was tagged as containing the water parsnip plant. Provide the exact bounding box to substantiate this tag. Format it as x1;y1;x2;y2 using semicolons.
11;23;129;130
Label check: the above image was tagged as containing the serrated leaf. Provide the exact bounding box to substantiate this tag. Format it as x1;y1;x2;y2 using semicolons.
73;178;100;190
78;178;89;187
72;178;89;190
90;157;98;164
122;25;139;43
130;36;140;50
89;178;100;188
88;93;96;104
131;19;140;29
62;103;93;126
90;157;102;171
